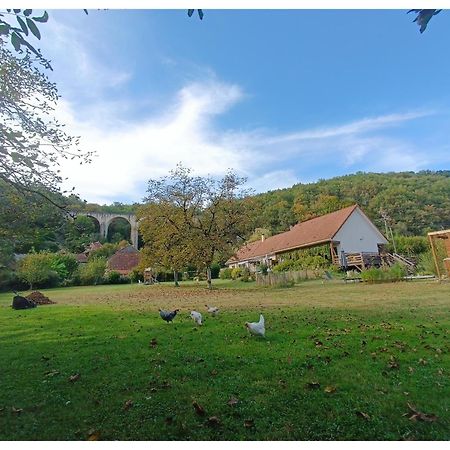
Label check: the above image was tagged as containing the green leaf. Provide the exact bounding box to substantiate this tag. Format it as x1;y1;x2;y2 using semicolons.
23;9;32;16
16;16;28;36
13;9;21;14
83;9;88;15
21;39;40;58
26;18;41;39
32;11;49;23
11;32;21;51
0;23;10;35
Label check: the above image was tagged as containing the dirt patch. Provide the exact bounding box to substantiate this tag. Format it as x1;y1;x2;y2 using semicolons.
26;291;56;305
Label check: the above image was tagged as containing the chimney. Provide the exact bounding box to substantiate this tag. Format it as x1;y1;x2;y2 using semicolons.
261;234;265;242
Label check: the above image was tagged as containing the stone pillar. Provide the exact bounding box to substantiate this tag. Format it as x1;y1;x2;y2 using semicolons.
99;221;106;240
131;225;139;249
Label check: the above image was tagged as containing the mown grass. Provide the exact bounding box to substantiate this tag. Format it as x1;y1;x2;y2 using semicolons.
0;280;448;440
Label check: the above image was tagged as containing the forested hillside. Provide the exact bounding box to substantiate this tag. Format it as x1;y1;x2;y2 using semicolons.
252;171;450;236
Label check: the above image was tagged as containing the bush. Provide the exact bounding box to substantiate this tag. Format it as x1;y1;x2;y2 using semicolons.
219;268;232;279
78;258;106;285
107;271;122;284
258;264;268;275
231;267;242;280
210;263;221;279
130;268;143;283
387;236;428;256
361;267;386;283
17;252;61;289
88;243;119;260
388;263;407;281
361;263;406;283
240;267;251;282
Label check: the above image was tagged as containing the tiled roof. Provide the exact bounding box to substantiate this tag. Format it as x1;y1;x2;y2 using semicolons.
75;253;88;263
108;245;140;272
85;241;103;255
228;205;358;263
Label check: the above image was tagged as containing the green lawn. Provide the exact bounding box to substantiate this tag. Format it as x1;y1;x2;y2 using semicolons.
0;280;448;440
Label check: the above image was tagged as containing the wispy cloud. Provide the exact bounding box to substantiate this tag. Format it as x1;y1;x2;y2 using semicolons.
57;78;436;204
44;17;442;203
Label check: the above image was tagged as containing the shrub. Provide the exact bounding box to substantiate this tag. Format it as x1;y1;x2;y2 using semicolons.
210;263;221;279
388;263;407;281
107;271;122;284
387;236;429;256
78;258;106;285
17;253;61;289
219;268;232;279
240;267;251;282
361;264;406;283
130;268;143;283
88;243;119;260
258;264;269;275
360;267;386;283
231;267;242;280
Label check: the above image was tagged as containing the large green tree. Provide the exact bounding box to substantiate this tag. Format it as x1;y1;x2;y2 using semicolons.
142;165;254;289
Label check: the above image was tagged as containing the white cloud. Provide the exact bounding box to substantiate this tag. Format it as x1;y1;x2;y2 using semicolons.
42;18;440;203
54;77;439;204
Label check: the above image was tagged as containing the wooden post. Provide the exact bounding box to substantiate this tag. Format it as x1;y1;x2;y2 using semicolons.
428;234;441;279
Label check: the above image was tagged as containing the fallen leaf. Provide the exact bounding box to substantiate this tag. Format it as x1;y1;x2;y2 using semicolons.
68;373;81;383
227;396;239;407
207;416;220;426
388;356;399;370
45;369;60;377
324;385;337;394
192;401;205;416
123;399;133;411
149;338;158;348
418;358;427;366
356;411;370;420
210;369;218;376
87;429;101;440
165;416;174;425
404;403;438;422
244;419;254;428
11;407;23;415
306;381;321;390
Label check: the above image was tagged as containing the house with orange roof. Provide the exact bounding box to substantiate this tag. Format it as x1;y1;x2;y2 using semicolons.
107;245;141;276
226;205;388;271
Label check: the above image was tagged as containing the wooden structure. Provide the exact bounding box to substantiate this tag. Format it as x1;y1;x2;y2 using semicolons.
427;229;450;278
144;267;158;284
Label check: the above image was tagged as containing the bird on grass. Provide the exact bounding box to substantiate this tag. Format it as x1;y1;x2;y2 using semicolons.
245;314;265;337
159;309;179;323
190;311;203;326
205;305;219;316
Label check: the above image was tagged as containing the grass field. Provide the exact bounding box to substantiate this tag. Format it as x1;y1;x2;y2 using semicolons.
0;279;449;440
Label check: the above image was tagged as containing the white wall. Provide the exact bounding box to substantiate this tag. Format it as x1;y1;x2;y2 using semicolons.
333;208;388;254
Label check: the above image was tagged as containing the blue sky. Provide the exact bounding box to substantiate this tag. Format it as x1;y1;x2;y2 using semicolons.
35;9;450;204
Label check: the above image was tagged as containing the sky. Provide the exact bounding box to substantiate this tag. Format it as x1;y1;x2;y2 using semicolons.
32;9;450;204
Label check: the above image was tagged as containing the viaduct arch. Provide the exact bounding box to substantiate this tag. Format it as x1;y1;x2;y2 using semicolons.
71;212;139;249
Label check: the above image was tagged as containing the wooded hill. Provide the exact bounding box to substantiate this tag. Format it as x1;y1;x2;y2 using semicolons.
251;170;450;236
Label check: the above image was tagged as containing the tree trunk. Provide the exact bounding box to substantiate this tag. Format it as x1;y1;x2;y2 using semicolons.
173;270;179;287
206;266;212;290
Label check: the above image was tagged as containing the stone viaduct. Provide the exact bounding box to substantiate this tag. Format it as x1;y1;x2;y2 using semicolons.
70;212;139;249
